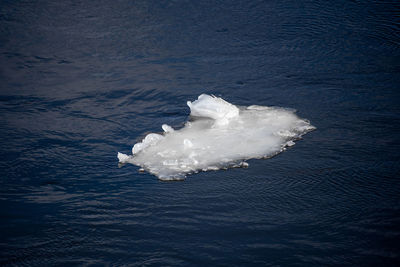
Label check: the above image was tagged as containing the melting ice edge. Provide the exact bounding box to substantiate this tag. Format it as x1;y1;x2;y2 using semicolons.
118;94;315;181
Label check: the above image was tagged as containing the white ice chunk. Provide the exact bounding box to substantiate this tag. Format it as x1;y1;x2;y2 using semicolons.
132;133;164;155
187;94;239;125
118;94;315;180
162;124;174;133
286;140;295;147
117;152;132;163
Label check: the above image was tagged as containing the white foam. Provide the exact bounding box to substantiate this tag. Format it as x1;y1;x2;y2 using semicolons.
118;94;315;181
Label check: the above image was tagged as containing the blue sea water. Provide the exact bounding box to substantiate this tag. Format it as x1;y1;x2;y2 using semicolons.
0;0;399;265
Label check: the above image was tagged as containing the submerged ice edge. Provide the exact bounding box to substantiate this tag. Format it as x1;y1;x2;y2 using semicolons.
118;94;315;180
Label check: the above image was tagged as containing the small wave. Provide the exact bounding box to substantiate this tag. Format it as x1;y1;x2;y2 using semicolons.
118;94;315;180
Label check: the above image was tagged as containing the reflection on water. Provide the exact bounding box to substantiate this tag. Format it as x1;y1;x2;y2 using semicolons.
1;0;399;265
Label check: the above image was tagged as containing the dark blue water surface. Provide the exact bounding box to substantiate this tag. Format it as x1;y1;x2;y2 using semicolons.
1;0;400;265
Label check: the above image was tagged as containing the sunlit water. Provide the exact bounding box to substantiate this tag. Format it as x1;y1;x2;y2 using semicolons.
1;0;399;265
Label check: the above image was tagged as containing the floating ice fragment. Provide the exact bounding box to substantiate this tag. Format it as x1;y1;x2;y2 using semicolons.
118;94;315;180
162;124;174;133
117;152;131;163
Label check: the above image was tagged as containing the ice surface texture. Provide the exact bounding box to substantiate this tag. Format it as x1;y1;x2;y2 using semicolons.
118;94;315;181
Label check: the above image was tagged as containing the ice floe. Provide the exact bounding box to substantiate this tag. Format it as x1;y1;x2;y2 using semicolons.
118;94;315;181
